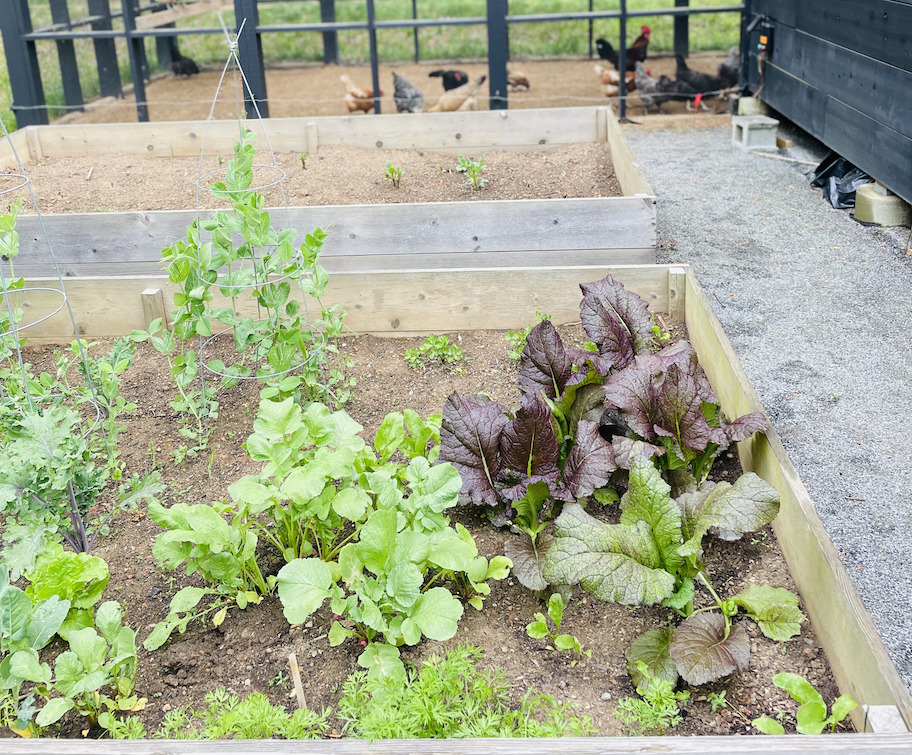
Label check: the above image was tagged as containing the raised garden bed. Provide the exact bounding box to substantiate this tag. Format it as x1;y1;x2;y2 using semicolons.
2;106;655;299
3;262;911;751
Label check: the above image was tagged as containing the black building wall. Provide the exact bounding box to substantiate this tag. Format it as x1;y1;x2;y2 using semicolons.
747;0;912;205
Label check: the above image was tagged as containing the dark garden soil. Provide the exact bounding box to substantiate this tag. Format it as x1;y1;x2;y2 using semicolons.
18;322;844;739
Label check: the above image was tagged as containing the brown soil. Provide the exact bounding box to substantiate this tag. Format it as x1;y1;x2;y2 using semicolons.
18;324;843;740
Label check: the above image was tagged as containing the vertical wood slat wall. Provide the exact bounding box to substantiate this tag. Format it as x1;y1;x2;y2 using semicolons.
747;0;912;205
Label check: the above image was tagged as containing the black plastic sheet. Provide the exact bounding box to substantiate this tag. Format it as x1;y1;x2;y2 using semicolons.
810;151;873;209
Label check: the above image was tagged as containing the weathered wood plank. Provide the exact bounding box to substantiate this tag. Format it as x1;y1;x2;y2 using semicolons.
14;197;656;277
134;0;232;29
0;127;32;171
18;265;672;341
606;108;653;198
3;732;912;754
24;108;607;161
683;271;912;732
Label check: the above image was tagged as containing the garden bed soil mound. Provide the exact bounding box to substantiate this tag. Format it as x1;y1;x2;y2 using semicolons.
19;323;844;739
57;55;736;125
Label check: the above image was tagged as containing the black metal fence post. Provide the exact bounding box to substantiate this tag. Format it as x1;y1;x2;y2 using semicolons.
120;0;149;121
674;0;690;58
319;0;338;65
0;0;48;127
88;0;123;99
366;0;381;114
588;0;594;58
156;23;177;70
412;0;420;63
738;0;752;92
618;0;628;120
49;0;85;114
233;0;269;118
486;0;509;110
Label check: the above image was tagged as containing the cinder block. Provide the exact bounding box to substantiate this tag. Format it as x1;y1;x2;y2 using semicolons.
732;115;780;150
855;183;912;227
737;97;769;116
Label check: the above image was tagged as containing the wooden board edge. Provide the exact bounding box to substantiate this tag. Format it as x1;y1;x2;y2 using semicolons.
682;270;912;732
17;265;674;342
604;106;654;197
0;128;32;171
134;0;232;29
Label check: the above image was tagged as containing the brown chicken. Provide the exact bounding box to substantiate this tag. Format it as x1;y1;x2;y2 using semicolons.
507;66;531;91
427;74;487;113
594;64;635;97
340;74;382;114
595;25;651;72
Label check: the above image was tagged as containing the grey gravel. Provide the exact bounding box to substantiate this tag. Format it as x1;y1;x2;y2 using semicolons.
624;121;912;694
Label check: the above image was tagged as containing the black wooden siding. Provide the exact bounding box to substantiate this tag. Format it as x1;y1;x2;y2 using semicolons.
747;0;912;205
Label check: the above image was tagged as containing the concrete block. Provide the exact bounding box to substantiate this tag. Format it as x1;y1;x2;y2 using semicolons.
855;183;912;226
732;115;780;150
737;96;769;116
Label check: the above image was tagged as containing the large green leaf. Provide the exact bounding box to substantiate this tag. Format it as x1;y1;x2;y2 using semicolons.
277;559;334;624
385;562;422;608
620;457;685;574
731;584;805;641
357;643;405;683
36;697;75;726
21;595;70;650
669;613;750;685
0;583;33;643
404;587;463;642
26;550;110;610
504;535;550;592
67;627;107;674
404;457;462;514
94;601;123;645
356;509;399;576
426;528;475;572
542;504;675;605
330;487;370;522
8;649;51;685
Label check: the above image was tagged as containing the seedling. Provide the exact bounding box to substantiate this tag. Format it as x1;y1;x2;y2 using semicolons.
505;312;552;360
456;154;487;190
614;661;689;736
526;593;590;662
753;673;856;735
404;334;464;370
385;160;403;188
299;153;308;170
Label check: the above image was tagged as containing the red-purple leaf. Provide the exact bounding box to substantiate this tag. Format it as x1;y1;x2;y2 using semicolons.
498;393;561;501
439;393;508;506
504;534;551;592
579;275;655;367
669;613;750;685
517;321;574;399
559;420;618;500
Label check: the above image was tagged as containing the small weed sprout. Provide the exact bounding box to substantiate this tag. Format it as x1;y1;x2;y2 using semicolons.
457;154;487;190
404;334;464;370
526;593;591;664
505;311;552;360
385;160;403;188
614;661;689;736
707;690;728;714
299;153;308;169
753;673;856;735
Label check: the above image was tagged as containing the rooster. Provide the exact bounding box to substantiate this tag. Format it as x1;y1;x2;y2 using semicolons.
595;25;651;71
392;71;423;113
594;63;635;97
429;69;469;91
507;65;531;91
340;74;381;114
427;74;487;113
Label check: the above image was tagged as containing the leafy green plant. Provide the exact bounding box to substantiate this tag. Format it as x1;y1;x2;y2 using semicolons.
404;334;464;370
707;689;728;713
385;160;403;188
337;644;594;739
614;660;689;736
753;673;856;735
299;153;308;170
505;312;552;360
6;600;145;733
526;593;590;661
456;154;487;190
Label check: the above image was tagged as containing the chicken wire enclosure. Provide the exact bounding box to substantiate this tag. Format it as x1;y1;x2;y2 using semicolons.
0;0;748;126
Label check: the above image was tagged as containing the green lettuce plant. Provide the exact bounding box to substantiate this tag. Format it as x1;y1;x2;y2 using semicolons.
753;673;856;735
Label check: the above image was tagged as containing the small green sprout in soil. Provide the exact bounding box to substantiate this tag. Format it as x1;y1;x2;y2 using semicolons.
385;160;403;188
614;661;690;736
505;312;552;359
525;592;591;663
404;334;464;370
753;673;856;735
456;154;487;190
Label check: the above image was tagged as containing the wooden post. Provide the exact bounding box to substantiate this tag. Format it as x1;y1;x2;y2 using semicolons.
88;0;123;99
141;288;168;330
668;265;686;321
486;0;509;110
120;0;150;122
617;0;628;120
0;0;48;127
673;0;690;59
233;0;269;118
49;0;85;115
318;0;338;65
366;0;382;115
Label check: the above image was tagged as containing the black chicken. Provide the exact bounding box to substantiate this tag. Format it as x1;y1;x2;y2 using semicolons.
170;53;199;77
717;46;740;88
595;25;651;71
429;69;469;91
675;54;728;97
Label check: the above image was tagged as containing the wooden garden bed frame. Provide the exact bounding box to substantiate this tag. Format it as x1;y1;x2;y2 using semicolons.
2;106;655;282
5;264;912;753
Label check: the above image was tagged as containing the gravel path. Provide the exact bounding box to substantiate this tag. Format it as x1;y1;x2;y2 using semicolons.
624;121;912;695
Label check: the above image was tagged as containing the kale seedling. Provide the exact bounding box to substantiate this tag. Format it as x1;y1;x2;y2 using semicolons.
385;160;403;188
753;673;856;735
526;593;590;662
456;154;487;190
